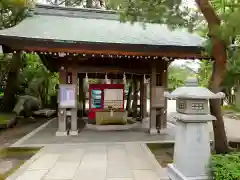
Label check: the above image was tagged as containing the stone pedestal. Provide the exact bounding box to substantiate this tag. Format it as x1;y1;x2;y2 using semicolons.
150;108;158;135
142;117;150;129
168;114;215;180
56;69;68;136
56;109;68;136
149;128;158;135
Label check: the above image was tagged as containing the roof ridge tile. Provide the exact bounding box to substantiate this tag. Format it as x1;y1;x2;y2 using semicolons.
35;3;119;20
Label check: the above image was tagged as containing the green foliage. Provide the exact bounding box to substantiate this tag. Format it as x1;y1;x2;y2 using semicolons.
168;64;194;91
211;0;240;45
119;0;188;28
0;0;33;29
211;153;240;180
222;104;240;112
19;53;58;105
0;113;13;125
105;0;128;10
197;60;213;87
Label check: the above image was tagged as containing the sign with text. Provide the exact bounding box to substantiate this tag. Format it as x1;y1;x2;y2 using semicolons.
59;84;77;108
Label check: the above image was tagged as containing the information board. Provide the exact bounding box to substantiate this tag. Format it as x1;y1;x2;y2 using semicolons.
104;89;124;109
59;84;77;108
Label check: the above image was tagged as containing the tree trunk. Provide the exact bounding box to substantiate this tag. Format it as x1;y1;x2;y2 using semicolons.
2;53;21;112
86;0;93;8
65;0;72;6
196;0;229;153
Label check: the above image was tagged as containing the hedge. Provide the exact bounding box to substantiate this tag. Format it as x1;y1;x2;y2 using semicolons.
211;153;240;180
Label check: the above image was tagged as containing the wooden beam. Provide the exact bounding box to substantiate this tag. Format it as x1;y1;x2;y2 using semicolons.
77;73;151;79
0;37;209;59
65;66;152;75
24;46;206;59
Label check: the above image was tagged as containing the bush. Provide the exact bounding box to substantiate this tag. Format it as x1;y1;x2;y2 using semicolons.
211;153;240;180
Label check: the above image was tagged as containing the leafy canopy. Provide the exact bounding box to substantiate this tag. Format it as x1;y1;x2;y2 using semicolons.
0;0;34;29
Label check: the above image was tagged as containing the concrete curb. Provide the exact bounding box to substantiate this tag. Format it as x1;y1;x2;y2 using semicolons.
17;140;176;148
11;118;56;147
6;147;46;180
141;143;169;180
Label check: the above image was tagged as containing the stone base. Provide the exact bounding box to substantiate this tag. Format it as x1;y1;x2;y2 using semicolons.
167;164;209;180
86;123;139;131
149;128;158;135
56;131;68;136
69;130;79;136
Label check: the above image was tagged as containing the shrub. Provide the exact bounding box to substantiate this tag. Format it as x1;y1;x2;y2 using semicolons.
211;153;240;180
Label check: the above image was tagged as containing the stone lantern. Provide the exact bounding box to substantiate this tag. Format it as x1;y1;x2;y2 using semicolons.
164;78;225;180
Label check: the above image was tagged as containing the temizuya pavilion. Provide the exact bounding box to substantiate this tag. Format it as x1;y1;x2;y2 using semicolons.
0;4;206;136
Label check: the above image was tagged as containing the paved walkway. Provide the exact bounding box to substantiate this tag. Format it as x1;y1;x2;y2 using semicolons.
7;143;168;180
14;119;174;147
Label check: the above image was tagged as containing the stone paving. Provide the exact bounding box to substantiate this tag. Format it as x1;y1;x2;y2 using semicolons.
7;143;168;180
16;119;175;147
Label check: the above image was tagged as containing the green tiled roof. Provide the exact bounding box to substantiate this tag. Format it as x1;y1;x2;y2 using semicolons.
0;4;205;47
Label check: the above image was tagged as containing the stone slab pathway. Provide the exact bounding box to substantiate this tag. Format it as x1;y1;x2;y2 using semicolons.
7;143;168;180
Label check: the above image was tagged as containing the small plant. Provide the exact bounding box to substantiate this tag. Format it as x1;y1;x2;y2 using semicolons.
211;153;240;180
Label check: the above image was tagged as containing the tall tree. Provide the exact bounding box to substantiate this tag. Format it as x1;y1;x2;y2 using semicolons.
119;0;240;153
0;0;33;112
196;0;240;153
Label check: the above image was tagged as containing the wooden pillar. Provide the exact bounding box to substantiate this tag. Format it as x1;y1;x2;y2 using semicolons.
161;63;168;129
78;77;84;117
126;80;132;112
56;68;68;136
156;73;162;131
132;76;138;119
140;75;147;119
82;78;86;117
150;65;158;134
140;76;144;119
70;69;79;135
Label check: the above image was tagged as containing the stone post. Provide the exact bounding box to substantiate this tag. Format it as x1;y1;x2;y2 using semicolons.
70;70;79;136
56;67;68;136
164;78;225;180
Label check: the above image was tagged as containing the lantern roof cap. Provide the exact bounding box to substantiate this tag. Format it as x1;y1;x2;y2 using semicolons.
164;77;225;99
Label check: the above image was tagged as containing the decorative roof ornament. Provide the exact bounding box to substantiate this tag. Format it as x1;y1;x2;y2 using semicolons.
59;52;66;57
84;73;89;92
104;73;109;84
164;77;225;100
184;78;198;87
26;2;36;17
144;74;147;84
123;72;126;84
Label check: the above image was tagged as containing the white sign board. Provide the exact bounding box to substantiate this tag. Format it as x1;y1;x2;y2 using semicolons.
104;89;123;101
104;89;124;109
59;84;77;108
